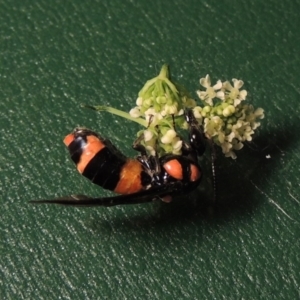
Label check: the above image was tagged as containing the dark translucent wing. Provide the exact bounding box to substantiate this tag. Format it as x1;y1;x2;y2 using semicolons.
29;183;182;207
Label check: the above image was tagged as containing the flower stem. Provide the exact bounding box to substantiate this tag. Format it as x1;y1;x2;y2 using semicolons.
158;64;169;79
83;105;148;127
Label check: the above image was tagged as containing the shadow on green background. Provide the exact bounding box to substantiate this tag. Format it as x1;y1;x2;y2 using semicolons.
1;0;299;299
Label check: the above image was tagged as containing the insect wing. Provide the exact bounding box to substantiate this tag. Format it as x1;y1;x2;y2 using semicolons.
29;183;182;207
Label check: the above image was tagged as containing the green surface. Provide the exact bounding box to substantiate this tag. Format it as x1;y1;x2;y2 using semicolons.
1;1;300;299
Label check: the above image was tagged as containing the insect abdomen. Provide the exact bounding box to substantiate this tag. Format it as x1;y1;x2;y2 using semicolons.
64;128;151;194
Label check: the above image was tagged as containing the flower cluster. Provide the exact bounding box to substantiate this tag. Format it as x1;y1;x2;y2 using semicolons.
128;65;195;156
138;127;183;156
195;74;264;158
88;65;264;159
129;67;196;123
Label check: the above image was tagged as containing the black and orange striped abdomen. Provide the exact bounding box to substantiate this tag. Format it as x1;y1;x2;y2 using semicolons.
64;128;152;194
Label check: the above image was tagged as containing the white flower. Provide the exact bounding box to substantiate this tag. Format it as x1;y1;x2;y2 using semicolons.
144;130;154;142
145;112;163;125
160;103;179;116
241;105;264;131
231;120;254;142
129;107;141;118
193;106;203;120
226;131;236;142
204;116;224;138
254;108;264;119
161;129;177;144
220;138;243;159
232;139;244;150
220;141;232;154
222;105;235;117
172;137;183;154
136;97;143;106
217;131;225;144
145;145;156;156
197;75;224;106
164;104;178;115
223;79;247;107
177;109;184;116
225;150;237;159
144;107;156;117
251;122;261;130
144;133;157;155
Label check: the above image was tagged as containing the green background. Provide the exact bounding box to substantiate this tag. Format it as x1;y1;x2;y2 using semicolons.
1;0;299;299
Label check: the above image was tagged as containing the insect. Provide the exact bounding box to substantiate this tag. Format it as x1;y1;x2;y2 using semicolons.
30;110;206;207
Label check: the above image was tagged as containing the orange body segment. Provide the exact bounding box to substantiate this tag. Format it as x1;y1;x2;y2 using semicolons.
63;133;75;147
76;135;106;174
190;164;201;182
114;159;144;194
163;159;183;180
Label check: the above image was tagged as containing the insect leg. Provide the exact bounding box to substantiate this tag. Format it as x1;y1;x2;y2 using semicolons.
207;139;218;204
132;114;155;156
132;133;148;156
185;109;206;156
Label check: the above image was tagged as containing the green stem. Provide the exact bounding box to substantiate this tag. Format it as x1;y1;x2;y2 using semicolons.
158;64;169;79
83;105;148;127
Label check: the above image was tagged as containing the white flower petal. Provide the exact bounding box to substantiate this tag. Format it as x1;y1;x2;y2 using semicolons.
254;108;264;119
129;107;141;118
144;108;156;116
193;106;202;119
239;90;247;100
200;74;211;88
167;129;176;139
145;146;156;156
161;135;170;144
225;151;237;159
252;122;261;129
232;141;244;150
232;79;244;89
234;99;242;107
197;90;206;100
144;130;153;142
177;109;184;116
216;91;225;100
136;97;143;106
223;81;233;91
213;80;222;90
218;131;225;143
204;97;213;106
227;132;236;142
172;139;183;152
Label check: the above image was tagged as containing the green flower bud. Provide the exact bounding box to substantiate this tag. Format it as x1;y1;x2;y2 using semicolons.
203;106;211;113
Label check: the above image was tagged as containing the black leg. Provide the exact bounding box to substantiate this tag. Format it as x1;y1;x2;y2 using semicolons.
132;114;156;156
132;133;148;156
185;109;206;156
207;139;218;204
